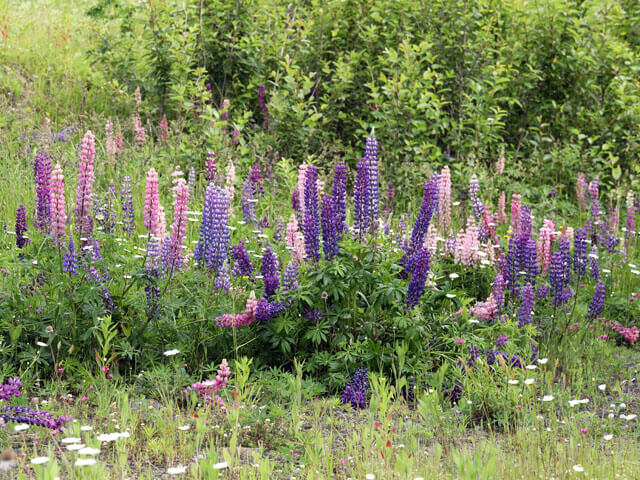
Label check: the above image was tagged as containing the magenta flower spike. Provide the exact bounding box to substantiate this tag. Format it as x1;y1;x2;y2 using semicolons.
50;163;67;244
74;130;95;237
144;168;160;236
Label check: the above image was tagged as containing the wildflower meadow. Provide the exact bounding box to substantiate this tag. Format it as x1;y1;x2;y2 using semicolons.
1;0;640;478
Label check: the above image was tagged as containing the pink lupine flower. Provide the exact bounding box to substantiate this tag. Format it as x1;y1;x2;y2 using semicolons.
511;194;522;232
576;172;587;211
438;166;451;232
158;115;169;143
50;163;67;244
225;161;236;204
286;214;305;263
537;220;555;272
167;177;189;271
144;168;160;236
454;216;480;266
470;294;498;321
133;113;146;147
134;86;142;109
74;130;95;237
424;223;438;253
497;191;506;224
158;204;167;240
297;164;308;217
105;119;116;159
115;122;124;152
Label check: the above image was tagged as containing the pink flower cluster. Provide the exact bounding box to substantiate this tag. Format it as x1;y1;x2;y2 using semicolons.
167;177;190;271
50;163;66;244
144;168;160;235
497;192;506;224
603;318;639;344
576;172;587;211
470;295;498;321
74;130;95;237
454;216;480;266
438;166;451;232
286;214;305;263
215;292;258;327
186;359;231;408
537;219;555;272
158;115;169;143
511;194;521;232
105;120;116;159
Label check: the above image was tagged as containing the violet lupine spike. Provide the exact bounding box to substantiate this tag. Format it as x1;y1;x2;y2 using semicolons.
522;237;538;286
241;177;257;225
587;281;606;320
404;180;437;272
406;247;431;311
62;237;78;275
257;84;269;128
1;405;71;432
558;236;572;287
342;367;368;409
549;250;566;306
195;184;230;274
589;246;601;280
321;194;339;260
302;165;320;262
292;187;301;214
353;159;370;236
15;205;29;249
332;162;347;239
364;132;379;228
518;283;534;327
0;377;21;401
492;273;506;312
214;261;231;291
120;176;135;236
231;241;254;278
74;130;96;239
250;163;264;197
506;234;520;291
34;151;51;231
573;227;587;279
261;245;280;298
282;262;299;291
206;152;217;183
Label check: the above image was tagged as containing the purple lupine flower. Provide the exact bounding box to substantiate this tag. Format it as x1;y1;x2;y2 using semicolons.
261;245;280;298
518;205;532;240
241;177;257;225
195;184;230;274
15;205;29;249
0;377;21;401
573;227;587;280
62;237;78;274
605;232;619;254
214;261;231;291
145;235;160;273
523;237;538;286
492;273;506;311
255;297;271;321
506;234;520;291
205;151;217;183
332;162;347;239
0;405;70;432
292;187;301;213
589;246;600;280
96;181;117;233
304;308;322;322
231;241;254;278
353;159;370;236
530;343;538;363
282;262;298;291
342;367;368;409
364;132;379;228
496;335;509;347
558;236;572;287
405;180;437;272
273;217;284;242
519;283;535;327
302;165;320;262
467;344;480;368
406;247;431;311
34;151;51;231
549;251;565;306
250;163;264;197
321;194;338;260
536;284;548;298
468;175;484;224
52;125;77;143
120;176;135;237
268;301;287;318
587;281;606;320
